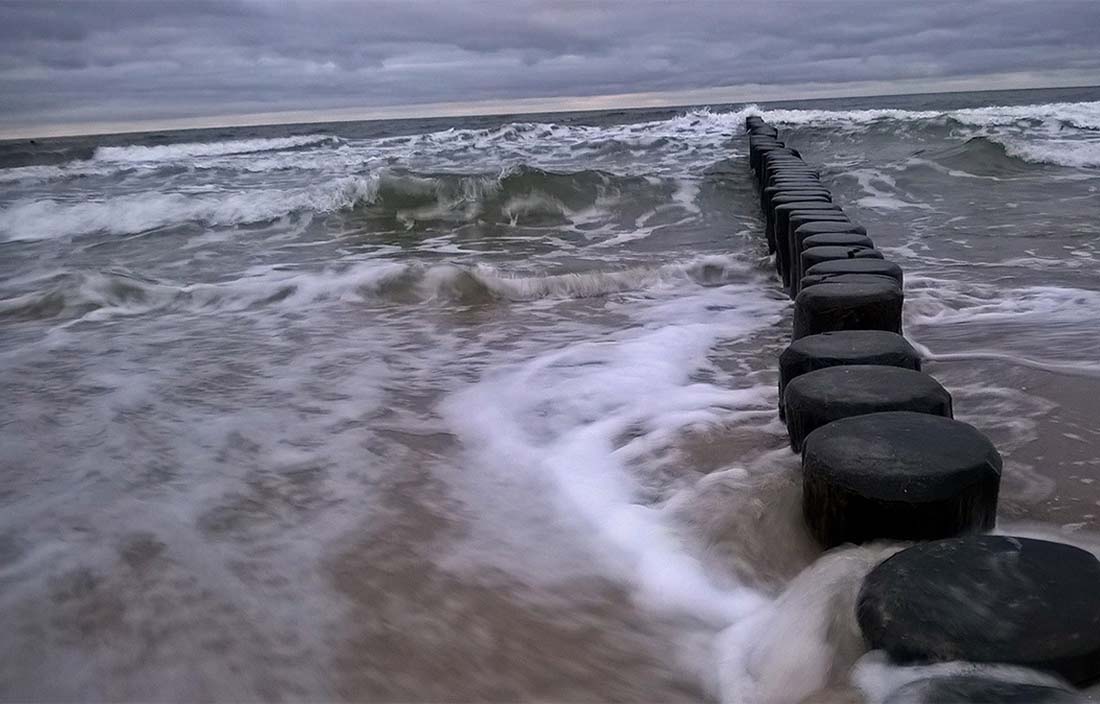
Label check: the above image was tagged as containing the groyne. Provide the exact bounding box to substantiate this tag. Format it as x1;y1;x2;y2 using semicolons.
746;115;1100;695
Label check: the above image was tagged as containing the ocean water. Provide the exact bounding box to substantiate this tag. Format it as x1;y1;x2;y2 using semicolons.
1;86;1099;702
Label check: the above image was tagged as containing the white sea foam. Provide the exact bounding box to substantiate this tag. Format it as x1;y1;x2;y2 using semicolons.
0;161;124;185
999;137;1100;168
751;100;1100;130
842;168;935;211
430;264;904;702
717;545;899;704
0;255;762;325
900;275;1100;377
438;288;778;622
904;276;1100;327
92;134;341;163
853;653;1077;704
386;101;1100;171
0;162;699;242
751;100;1100;169
751;106;943;126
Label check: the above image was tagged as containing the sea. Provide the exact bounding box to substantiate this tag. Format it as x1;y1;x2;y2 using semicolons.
2;86;1099;702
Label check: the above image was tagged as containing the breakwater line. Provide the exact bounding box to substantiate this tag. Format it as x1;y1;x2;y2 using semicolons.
746;114;1100;699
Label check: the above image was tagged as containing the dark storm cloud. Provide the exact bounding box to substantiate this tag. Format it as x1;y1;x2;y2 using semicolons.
2;0;1099;129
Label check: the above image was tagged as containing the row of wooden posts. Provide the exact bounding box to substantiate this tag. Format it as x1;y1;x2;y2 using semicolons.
746;115;1100;700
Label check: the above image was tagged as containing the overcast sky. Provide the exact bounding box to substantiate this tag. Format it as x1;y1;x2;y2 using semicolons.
3;0;1100;136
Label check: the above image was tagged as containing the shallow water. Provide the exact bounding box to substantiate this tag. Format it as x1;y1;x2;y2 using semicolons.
2;86;1099;702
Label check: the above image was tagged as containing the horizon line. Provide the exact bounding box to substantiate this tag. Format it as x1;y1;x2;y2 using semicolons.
2;69;1098;141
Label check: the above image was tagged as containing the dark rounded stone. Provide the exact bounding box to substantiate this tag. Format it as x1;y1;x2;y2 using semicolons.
786;218;866;270
782;207;856;233
748;141;783;159
778;327;924;418
803;258;904;289
800;244;881;267
763;166;811;183
751;147;792;174
760;150;801;160
762;152;803;162
796;246;883;296
793;220;868;236
750;139;779;153
884;676;1083;704
767;193;833;217
801;232;874;249
748;137;782;151
767;193;832;224
795;237;877;291
778;330;921;418
763;158;809;168
760;152;805;169
772;204;844;283
859;535;1100;685
766;176;822;185
802;412;1002;546
765;179;823;195
761;186;831;214
756;187;829;251
765;175;821;183
753;146;798;173
765;179;823;190
765;195;835;240
783;365;952;451
764;165;812;181
767;191;832;215
762;159;814;177
748;136;783;148
769;205;842;267
788;215;865;235
788;220;867;281
778;210;854;283
762;191;832;220
765;171;820;187
748;136;784;148
748;126;779;137
800;273;901;290
792;280;903;339
762;182;828;194
766;158;807;164
767;172;820;181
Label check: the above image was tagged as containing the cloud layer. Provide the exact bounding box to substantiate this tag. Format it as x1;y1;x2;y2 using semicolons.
3;0;1100;131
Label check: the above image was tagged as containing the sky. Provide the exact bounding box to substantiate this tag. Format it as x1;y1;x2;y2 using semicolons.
3;0;1100;138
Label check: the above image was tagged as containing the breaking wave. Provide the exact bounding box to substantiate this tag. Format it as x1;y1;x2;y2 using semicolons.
748;100;1100;131
0;255;752;323
999;137;1100;168
912;136;1049;176
747;100;1100;169
0;166;685;241
0;175;379;241
92;134;342;163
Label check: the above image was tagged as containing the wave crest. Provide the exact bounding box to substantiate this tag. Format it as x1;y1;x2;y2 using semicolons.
92;135;342;164
0;256;752;323
0;165;690;241
0;175;379;241
748;100;1100;131
749;100;1100;169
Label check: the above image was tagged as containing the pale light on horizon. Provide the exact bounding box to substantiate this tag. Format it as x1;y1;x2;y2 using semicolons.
4;68;1098;141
